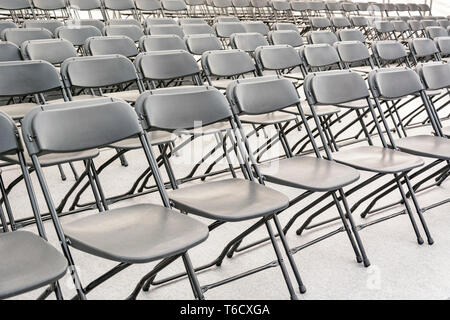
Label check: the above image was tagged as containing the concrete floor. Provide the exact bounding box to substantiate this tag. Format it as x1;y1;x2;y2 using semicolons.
3;103;450;300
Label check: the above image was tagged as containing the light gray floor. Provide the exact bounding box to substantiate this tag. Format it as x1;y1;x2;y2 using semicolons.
4;108;450;300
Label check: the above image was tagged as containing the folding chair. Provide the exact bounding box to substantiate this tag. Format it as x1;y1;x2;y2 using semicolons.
0;21;16;37
181;23;215;35
103;25;145;42
307;30;339;46
331;16;351;30
426;26;448;40
407;3;421;17
106;18;142;27
139;34;187;52
0;113;67;300
435;37;450;60
103;0;138;20
408;38;440;64
374;21;396;40
84;36;139;59
21;39;78;66
335;40;374;74
22;98;209;300
309;16;332;30
437;19;450;29
213;15;240;23
68;0;104;19
214;22;246;47
408;19;425;37
185;0;209;20
341;2;358;18
185;34;223;56
372;40;411;68
272;22;299;32
147;24;185;38
230;32;268;54
268;30;304;48
325;1;342;16
134;0;163;20
242;21;269;36
179;17;208;25
67;19;105;33
145;17;178;26
2;28;53;47
421;19;438;29
232;0;252;21
55;25;102;51
337;28;367;44
0;41;22;61
61;55;142;103
32;0;70;20
24;19;64;36
0;0;35;23
161;0;189;18
307;1;326;17
271;0;295;24
211;0;234;17
134;85;304;299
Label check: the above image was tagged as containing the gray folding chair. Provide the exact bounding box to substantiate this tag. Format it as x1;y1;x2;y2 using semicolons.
147;24;185;38
0;111;68;300
372;40;411;68
103;25;145;42
84;35;139;59
331;16;351;30
421;19;438;29
335;40;374;74
24;19;64;36
21;39;78;66
0;0;35;23
21;98;209;300
32;0;69;19
139;34;187;52
0;41;22;61
242;21;269;35
55;25;102;52
307;30;339;46
106;18;142;27
145;17;178;26
61;55;142;103
134;85;304;299
68;0;103;19
103;0;138;20
272;22;299;32
299;43;342;72
230;32;268;53
437;19;450;29
309;16;332;30
214;22;246;47
181;23;215;35
185;34;223;56
426;26;448;40
179;17;208;25
336;28;367;44
435;37;450;59
161;0;189;18
0;21;16;38
268;30;304;48
67;19;105;33
408;38;440;64
2;28;53;47
374;21;396;40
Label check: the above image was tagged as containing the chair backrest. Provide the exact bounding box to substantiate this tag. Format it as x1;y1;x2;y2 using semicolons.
103;0;136;10
0;21;17;38
409;38;439;58
310;17;331;29
435;37;450;56
135;50;200;81
61;55;138;89
437;19;450;29
214;22;246;38
374;21;395;34
242;22;269;36
290;1;308;12
140;34;187;52
335;40;370;64
372;40;408;62
147;25;184;38
393;20;410;33
0;0;32;10
214;16;240;24
332;17;351;29
135;0;162;11
145;17;177;26
161;0;187;11
0;60;62;97
421;19;438;28
227;76;299;115
341;2;357;13
325;1;341;12
0;111;20;155
351;16;368;27
3;28;53;47
232;0;250;8
337;28;365;43
0;41;22;62
22;99;142;156
254;44;302;70
21;39;77;65
181;24;214;36
308;30;338;46
135;85;232;131
272;0;291;11
416;62;450;91
104;25;144;42
69;0;102;10
32;0;66;9
408;20;423;32
179;18;207;25
368;67;424;100
426;26;448;40
308;1;326;12
69;19;104;33
202;49;255;77
185;34;223;55
273;23;298;32
56;25;102;46
85;36;138;58
304;70;369;105
24;20;63;35
300;43;340;68
268;30;304;48
230;32;268;52
106;19;142;27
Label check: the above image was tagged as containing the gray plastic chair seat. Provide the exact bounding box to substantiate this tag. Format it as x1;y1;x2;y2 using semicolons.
0;231;67;299
169;178;289;222
284;102;341;117
336;98;370;109
0;103;38;120
240;111;297;125
109;131;177;149
179;121;231;135
3;149;99;167
63;204;209;263
395;135;450;160
260;156;360;192
103;90;141;102
333;146;424;174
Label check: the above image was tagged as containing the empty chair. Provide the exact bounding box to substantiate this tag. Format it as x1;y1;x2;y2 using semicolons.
202;49;257;89
103;0;138;20
21;39;77;66
2;28;53;47
0;0;33;23
56;25;102;47
421;19;438;28
0;112;67;300
341;2;358;15
85;36;138;58
147;24;184;38
106;19;142;27
242;21;269;35
135;50;202;88
145;17;178;26
409;38;440;63
213;16;240;24
325;1;341;14
331;16;351;29
139;34;187;52
161;0;189;17
24;20;63;36
337;28;366;43
0;60;66;119
181;23;214;35
335;40;374;72
350;16;369;29
69;0;103;15
32;0;70;19
437;19;450;29
307;30;338;46
268;30;304;48
230;32;268;53
134;0;163;16
408;19;424;37
392;20;411;40
426;26;448;40
374;21;395;40
309;17;332;30
372;40;410;67
0;21;16;37
21;98;209;300
185;34;223;55
0;41;22;61
273;23;299;32
435;37;450;58
68;19;105;33
300;44;341;71
104;25;145;42
61;55;142;102
179;18;208;25
214;22;246;39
